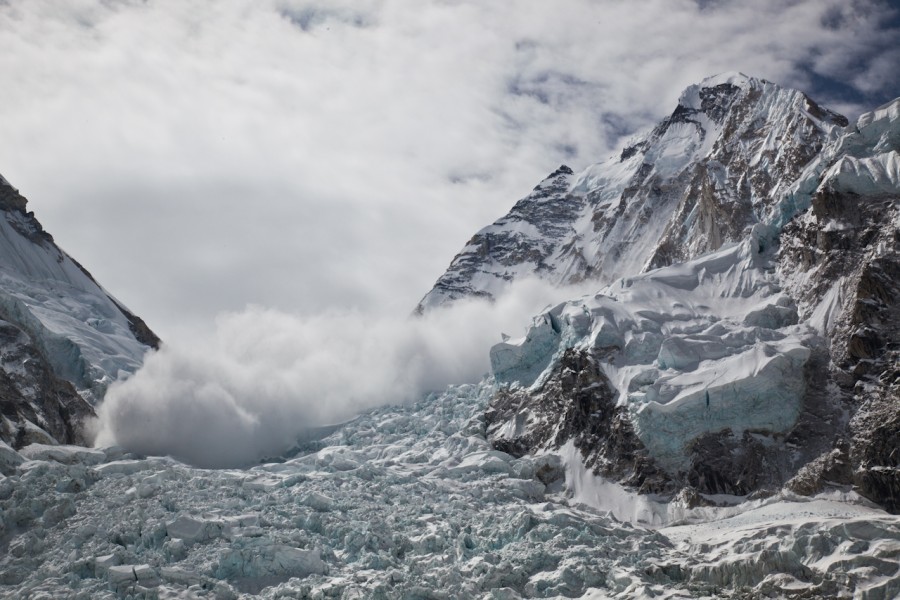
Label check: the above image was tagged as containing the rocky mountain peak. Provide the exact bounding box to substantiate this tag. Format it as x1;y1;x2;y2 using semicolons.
419;74;847;312
418;74;900;512
0;172;27;213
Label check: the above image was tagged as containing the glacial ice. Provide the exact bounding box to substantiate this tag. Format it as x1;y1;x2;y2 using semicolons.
857;97;900;153
0;380;897;599
491;314;561;387
18;443;107;466
489;238;813;471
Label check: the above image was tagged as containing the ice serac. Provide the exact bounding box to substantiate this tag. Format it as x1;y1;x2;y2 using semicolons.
448;75;900;511
1;379;897;599
418;72;847;312
486;239;815;495
0;175;159;448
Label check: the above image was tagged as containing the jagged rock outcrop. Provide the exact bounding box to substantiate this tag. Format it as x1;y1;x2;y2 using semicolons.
487;348;670;494
431;75;899;511
0;174;160;448
416;165;580;312
777;97;900;510
0;319;94;446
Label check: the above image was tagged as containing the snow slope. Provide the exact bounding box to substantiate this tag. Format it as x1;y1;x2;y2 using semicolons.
0;175;159;446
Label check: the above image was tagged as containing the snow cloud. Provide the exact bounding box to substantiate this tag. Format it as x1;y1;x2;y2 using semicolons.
94;279;594;467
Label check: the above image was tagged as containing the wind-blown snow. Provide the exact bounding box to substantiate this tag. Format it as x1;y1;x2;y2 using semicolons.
94;278;603;468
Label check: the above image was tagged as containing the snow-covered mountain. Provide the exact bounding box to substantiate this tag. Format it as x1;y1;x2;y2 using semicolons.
0;174;159;447
417;73;848;312
423;73;900;513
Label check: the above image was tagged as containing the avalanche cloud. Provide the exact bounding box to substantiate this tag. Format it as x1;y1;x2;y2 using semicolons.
94;279;601;468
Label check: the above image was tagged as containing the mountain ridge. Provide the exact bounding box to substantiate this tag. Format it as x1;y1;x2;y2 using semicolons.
417;72;849;313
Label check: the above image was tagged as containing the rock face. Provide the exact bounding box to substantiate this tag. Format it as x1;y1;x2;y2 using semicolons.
487;348;669;493
0;175;159;447
426;75;899;511
777;97;900;511
416;165;580;312
0;319;94;446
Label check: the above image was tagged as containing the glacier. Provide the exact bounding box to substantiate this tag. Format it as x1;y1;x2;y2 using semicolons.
1;381;898;599
1;72;898;599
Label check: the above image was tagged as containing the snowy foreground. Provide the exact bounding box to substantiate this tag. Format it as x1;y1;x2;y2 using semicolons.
2;382;899;600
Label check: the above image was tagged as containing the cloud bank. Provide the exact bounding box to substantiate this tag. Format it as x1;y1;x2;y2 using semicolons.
0;0;897;341
94;279;597;467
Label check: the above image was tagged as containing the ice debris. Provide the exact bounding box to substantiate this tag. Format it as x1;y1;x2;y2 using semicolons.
0;381;897;598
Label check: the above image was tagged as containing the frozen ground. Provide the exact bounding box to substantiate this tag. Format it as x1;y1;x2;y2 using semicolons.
1;381;898;599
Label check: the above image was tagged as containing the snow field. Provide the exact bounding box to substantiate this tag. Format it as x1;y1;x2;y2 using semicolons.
0;209;151;402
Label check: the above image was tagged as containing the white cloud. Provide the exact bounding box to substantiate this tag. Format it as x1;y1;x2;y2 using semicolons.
1;0;897;341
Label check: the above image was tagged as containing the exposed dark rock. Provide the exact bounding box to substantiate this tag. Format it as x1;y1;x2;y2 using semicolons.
487;348;671;494
415;166;583;312
778;171;899;510
0;178;28;213
685;430;768;496
109;298;162;350
786;440;854;496
0;319;95;448
849;353;900;512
